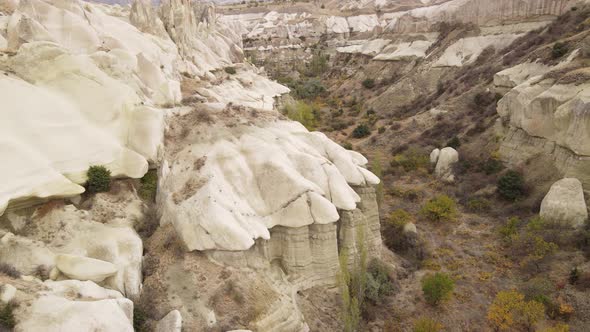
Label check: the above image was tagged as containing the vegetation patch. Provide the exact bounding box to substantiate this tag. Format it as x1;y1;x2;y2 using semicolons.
421;195;457;222
413;317;443;332
0;303;15;330
86;165;111;193
283;101;318;130
224;66;237;75
552;42;568;59
138;170;158;202
487;290;545;331
497;170;526;201
390;150;430;173
362;79;376;89
351;124;371;139
421;272;455;306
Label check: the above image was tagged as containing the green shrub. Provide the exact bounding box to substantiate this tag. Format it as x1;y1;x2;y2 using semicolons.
446;136;461;149
521;277;554;302
365;259;394;304
413;317;443;332
378;127;386;134
86;165;111;193
283;101;317;130
497;170;526;201
552;42;568;59
362;79;376;89
499;217;520;239
291;78;326;99
0;303;15;329
342;142;353;150
509;231;558;270
570;267;580;284
481;158;504;175
421;195;457;222
224;67;237;74
390;150;430;172
421;272;454;306
389;209;413;228
138;170;158;202
352;124;371;138
306;51;329;76
466;198;491;213
133;306;147;332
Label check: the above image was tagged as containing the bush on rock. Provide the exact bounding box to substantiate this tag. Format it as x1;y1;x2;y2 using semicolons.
86;165;111;193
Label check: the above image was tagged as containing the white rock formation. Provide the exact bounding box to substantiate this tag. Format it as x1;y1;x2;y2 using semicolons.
155;310;183;332
160;116;380;251
0;1;384;330
0;232;56;275
0;284;16;303
374;38;436;61
496;58;590;187
387;0;579;33
0;0;289;216
337;39;392;56
434;147;459;183
430;148;441;164
540;178;588;228
30;201;143;298
55;254;118;283
403;222;418;235
434;34;521;67
15;280;134;332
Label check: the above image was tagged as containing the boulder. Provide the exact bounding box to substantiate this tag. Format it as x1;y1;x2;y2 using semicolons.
0;284;16;303
55;254;118;283
403;222;418;235
155;310;182;332
540;178;588;228
430;148;440;164
434;147;459;183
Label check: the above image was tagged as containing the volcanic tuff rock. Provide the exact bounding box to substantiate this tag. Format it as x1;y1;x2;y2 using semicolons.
540;178;589;228
14;279;135;332
0;0;382;330
434;147;459;183
495;53;590;187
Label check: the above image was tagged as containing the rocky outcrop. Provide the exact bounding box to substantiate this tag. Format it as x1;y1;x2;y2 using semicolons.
0;183;144;299
155;310;182;332
159;111;379;252
387;0;579;33
496;54;590;188
14;279;134;332
55;254;118;283
0;0;290;215
1;1;383;330
540;178;588;228
433;147;459;183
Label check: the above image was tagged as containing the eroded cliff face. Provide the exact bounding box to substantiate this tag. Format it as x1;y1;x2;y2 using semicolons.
0;0;382;330
495;53;590;188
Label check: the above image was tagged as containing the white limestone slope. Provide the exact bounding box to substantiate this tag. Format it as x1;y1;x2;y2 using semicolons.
15;280;134;332
434;34;521;67
0;0;288;215
160;116;380;251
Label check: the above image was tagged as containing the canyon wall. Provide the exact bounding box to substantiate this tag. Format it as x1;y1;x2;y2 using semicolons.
0;0;382;330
